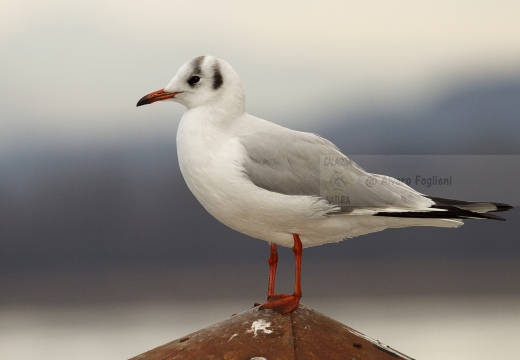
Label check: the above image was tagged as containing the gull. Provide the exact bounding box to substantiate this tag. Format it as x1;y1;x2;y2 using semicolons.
137;56;512;314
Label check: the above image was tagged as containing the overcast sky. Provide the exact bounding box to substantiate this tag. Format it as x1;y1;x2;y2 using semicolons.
2;1;520;151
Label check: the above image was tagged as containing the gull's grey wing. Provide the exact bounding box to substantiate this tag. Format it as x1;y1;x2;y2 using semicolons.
239;130;433;213
240;130;341;196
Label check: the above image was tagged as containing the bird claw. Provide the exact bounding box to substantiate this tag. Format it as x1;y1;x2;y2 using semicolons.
259;294;301;314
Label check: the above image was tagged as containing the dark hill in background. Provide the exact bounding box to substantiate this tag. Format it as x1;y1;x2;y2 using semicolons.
321;75;520;155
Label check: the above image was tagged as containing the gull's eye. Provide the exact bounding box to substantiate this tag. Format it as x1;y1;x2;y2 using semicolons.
188;75;201;86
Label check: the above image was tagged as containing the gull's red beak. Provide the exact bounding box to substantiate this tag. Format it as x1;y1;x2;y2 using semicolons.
136;89;181;107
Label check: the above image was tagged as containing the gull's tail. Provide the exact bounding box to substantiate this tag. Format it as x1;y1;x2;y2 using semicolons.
375;196;513;221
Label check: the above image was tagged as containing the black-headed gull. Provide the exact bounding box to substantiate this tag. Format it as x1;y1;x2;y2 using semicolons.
137;56;512;314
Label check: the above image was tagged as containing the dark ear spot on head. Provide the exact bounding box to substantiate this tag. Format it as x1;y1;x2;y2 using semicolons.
213;63;223;90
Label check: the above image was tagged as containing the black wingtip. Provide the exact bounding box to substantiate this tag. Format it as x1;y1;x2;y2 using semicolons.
427;196;513;214
373;196;512;221
493;203;514;212
374;208;507;221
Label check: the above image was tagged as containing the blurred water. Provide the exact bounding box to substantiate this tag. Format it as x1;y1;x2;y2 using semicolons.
2;297;519;360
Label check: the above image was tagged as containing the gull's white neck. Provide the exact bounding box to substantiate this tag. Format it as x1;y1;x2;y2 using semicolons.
175;101;249;229
175;101;246;185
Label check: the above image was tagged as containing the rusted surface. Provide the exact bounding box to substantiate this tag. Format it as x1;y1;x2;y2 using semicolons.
129;304;414;360
290;305;413;360
130;306;295;360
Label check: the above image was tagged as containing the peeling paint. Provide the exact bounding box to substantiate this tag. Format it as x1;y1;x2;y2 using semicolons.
246;319;273;337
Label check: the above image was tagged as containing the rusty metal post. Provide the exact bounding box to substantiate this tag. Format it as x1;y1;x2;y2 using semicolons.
130;304;414;360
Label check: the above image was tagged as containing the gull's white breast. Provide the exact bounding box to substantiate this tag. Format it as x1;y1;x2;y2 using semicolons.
175;109;340;247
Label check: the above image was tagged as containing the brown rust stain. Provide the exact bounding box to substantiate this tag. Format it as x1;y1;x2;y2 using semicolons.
129;304;413;360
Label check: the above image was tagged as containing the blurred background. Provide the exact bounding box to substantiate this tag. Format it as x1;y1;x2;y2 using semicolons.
1;1;519;359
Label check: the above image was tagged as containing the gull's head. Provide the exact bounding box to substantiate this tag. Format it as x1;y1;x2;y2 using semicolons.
136;56;245;112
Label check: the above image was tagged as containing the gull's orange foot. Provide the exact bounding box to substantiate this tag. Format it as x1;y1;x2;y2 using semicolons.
260;293;301;314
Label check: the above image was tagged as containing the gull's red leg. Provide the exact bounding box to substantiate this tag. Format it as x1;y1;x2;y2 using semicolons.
260;233;303;314
292;233;303;298
267;242;278;299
